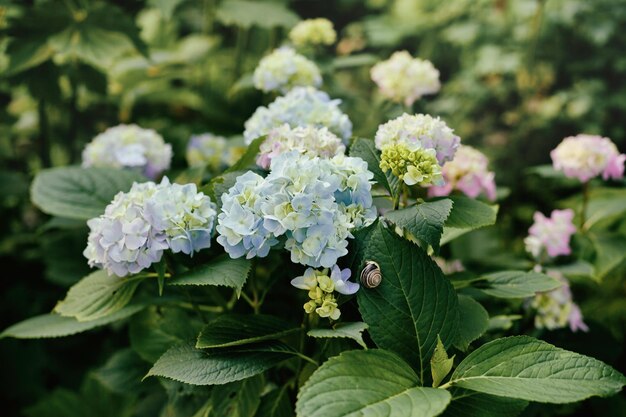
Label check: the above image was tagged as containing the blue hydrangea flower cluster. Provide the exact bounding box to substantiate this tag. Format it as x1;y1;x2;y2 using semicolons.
216;152;376;268
243;87;352;145
84;178;217;277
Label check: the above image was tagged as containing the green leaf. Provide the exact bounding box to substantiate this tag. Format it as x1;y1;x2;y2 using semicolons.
256;387;293;417
0;304;143;339
332;54;379;69
210;375;264;417
196;314;300;349
47;4;148;68
550;261;595;281
307;322;369;349
431;336;455;388
447;336;626;403
590;233;626;281
477;270;562;298
130;307;203;362
296;349;451;417
93;349;149;394
5;37;55;75
204;170;249;210
216;0;300;29
146;341;294;385
54;271;145;321
440;196;498;245
441;389;528;417
168;256;251;296
225;136;266;174
356;221;459;384
349;137;400;197
384;199;453;252
454;295;489;351
31;166;145;220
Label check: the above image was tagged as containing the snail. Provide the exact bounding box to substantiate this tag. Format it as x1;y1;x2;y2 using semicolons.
360;261;382;288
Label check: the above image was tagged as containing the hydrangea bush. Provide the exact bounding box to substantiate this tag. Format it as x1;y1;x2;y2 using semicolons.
3;12;626;417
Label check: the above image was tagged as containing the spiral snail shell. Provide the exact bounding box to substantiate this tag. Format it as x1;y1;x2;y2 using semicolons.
360;261;382;288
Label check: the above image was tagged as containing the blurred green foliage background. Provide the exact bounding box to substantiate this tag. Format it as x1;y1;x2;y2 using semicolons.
1;0;625;415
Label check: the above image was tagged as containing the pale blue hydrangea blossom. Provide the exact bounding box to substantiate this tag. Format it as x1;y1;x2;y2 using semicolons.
243;87;352;145
253;46;322;93
216;172;279;259
217;152;376;268
84;178;217;277
82;124;172;179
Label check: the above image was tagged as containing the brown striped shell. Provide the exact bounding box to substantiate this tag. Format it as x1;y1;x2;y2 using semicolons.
360;261;382;288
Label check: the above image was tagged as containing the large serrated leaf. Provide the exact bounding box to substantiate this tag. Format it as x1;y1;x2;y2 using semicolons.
356;222;459;384
454;295;489;351
129;307;203;363
440;196;498;245
307;322;368;349
196;314;299;349
296;349;451;417
54;271;145;321
478;270;561;298
31;166;145;220
384;199;453;252
145;341;294;385
210;375;264;417
349;137;400;198
0;304;143;339
257;387;293;417
447;336;626;403
441;389;528;417
168;256;251;295
93;349;149;394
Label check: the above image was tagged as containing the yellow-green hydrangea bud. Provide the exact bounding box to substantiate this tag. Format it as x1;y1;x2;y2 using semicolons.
317;274;335;293
304;300;318;314
315;295;340;320
308;286;324;303
380;143;444;186
289;18;337;47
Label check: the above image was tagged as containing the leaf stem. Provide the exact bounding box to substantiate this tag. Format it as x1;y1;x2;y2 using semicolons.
580;181;590;230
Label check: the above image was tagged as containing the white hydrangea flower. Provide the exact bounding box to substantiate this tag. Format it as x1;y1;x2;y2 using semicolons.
217;152;376;268
289;18;337;47
371;51;440;106
186;133;228;171
375;113;460;165
253;47;322;94
551;134;625;182
243;87;352;145
82;124;172;179
256;124;346;169
84;178;217;277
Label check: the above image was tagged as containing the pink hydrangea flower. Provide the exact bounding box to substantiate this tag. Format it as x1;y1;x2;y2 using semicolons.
524;209;576;259
428;145;496;200
551;134;625;182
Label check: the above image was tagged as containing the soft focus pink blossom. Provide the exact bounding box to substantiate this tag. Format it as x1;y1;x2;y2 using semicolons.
428;145;497;200
525;209;576;258
551;134;625;182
